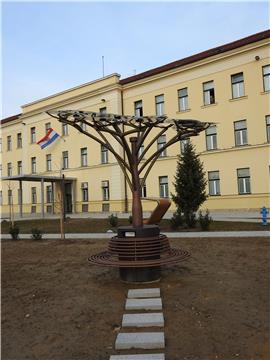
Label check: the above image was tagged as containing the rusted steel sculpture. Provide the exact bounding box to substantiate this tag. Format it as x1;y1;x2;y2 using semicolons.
48;110;210;282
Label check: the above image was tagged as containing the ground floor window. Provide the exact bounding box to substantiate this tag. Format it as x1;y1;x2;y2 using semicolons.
237;168;251;194
159;176;169;198
208;171;220;195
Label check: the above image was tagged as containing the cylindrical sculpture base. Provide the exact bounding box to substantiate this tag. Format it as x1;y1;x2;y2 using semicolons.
117;225;161;283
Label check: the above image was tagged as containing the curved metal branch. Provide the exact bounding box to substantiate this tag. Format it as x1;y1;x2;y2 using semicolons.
138;126;169;163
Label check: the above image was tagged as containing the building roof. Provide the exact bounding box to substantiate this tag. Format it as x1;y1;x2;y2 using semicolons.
119;29;270;85
1;29;269;124
0;113;21;125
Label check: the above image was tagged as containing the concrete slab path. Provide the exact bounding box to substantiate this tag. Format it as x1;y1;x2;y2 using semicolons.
125;298;162;311
115;332;165;350
110;355;165;360
128;288;160;299
122;313;164;327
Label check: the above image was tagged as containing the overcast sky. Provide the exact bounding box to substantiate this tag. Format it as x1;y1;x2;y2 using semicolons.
2;1;269;118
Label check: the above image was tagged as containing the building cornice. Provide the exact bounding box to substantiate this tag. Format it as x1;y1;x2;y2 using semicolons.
119;29;270;86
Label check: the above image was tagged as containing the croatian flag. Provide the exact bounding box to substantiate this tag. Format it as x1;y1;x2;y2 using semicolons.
37;128;60;149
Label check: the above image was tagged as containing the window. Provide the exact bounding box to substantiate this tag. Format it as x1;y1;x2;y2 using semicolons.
157;135;167;157
0;164;2;177
208;171;220;196
206;125;217;150
0;191;2;205
45;122;51;134
155;94;164;116
234;120;247;146
7;163;12;177
81;148;88;167
263;65;270;92
99;107;107;115
140;179;147;198
203;81;215;105
30;127;36;143
62;123;68;136
237;168;251;194
102;180;109;201
138;144;144;159
31;187;37;204
159;176;169;198
81;182;88;202
178;88;189;111
46;154;52;171
17;133;22;148
31;157;36;173
46;185;53;203
7;136;12;151
62;151;69;169
134;100;143;117
0;138;2;152
231;72;244;98
17;161;22;175
8;189;12;205
266;115;270;142
180;138;190;154
101;145;108;164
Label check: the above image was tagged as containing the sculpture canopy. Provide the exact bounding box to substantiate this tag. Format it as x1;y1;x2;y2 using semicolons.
47;110;211;227
47;110;211;190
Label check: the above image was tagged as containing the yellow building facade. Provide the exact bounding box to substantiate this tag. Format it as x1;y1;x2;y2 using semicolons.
1;30;270;217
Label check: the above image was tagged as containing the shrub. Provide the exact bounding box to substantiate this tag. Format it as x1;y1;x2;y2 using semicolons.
31;228;43;240
108;214;118;228
9;224;20;240
198;209;212;231
170;211;183;230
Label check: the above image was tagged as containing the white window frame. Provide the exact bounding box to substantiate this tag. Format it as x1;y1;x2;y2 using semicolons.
234;120;248;146
263;65;270;92
203;80;215;105
31;187;37;204
266;115;270;142
46;154;52;171
157;135;167;157
81;182;89;202
17;161;22;175
7;162;12;177
231;72;244;98
7;136;12;151
159;176;169;198
134;100;143;117
206;125;217;150
30;127;36;143
102;180;109;201
237;168;251;194
31;157;36;173
62;151;69;169
178;88;189;111
81;147;88;167
155;94;164;116
17;133;22;148
208;171;220;196
101;145;108;164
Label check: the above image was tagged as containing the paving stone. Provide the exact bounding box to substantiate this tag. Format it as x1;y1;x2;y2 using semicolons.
127;288;160;299
115;332;165;350
110;354;165;360
122;313;164;327
125;298;162;311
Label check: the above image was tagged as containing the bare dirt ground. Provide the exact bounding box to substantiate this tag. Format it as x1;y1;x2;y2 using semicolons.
2;237;270;360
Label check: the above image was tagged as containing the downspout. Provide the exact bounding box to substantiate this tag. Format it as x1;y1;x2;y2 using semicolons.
121;88;129;213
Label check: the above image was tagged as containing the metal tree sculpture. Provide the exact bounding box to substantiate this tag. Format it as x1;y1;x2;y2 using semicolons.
48;110;210;281
47;110;210;227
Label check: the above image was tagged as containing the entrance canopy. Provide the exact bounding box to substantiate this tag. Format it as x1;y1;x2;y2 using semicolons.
1;174;76;218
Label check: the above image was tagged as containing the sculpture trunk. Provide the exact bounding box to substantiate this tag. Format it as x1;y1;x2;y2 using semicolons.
130;137;143;228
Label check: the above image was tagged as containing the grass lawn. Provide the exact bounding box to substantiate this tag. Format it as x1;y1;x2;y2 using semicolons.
1;217;269;234
2;236;270;360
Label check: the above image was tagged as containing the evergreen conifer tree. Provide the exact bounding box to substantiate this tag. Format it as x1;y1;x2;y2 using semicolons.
172;141;207;227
